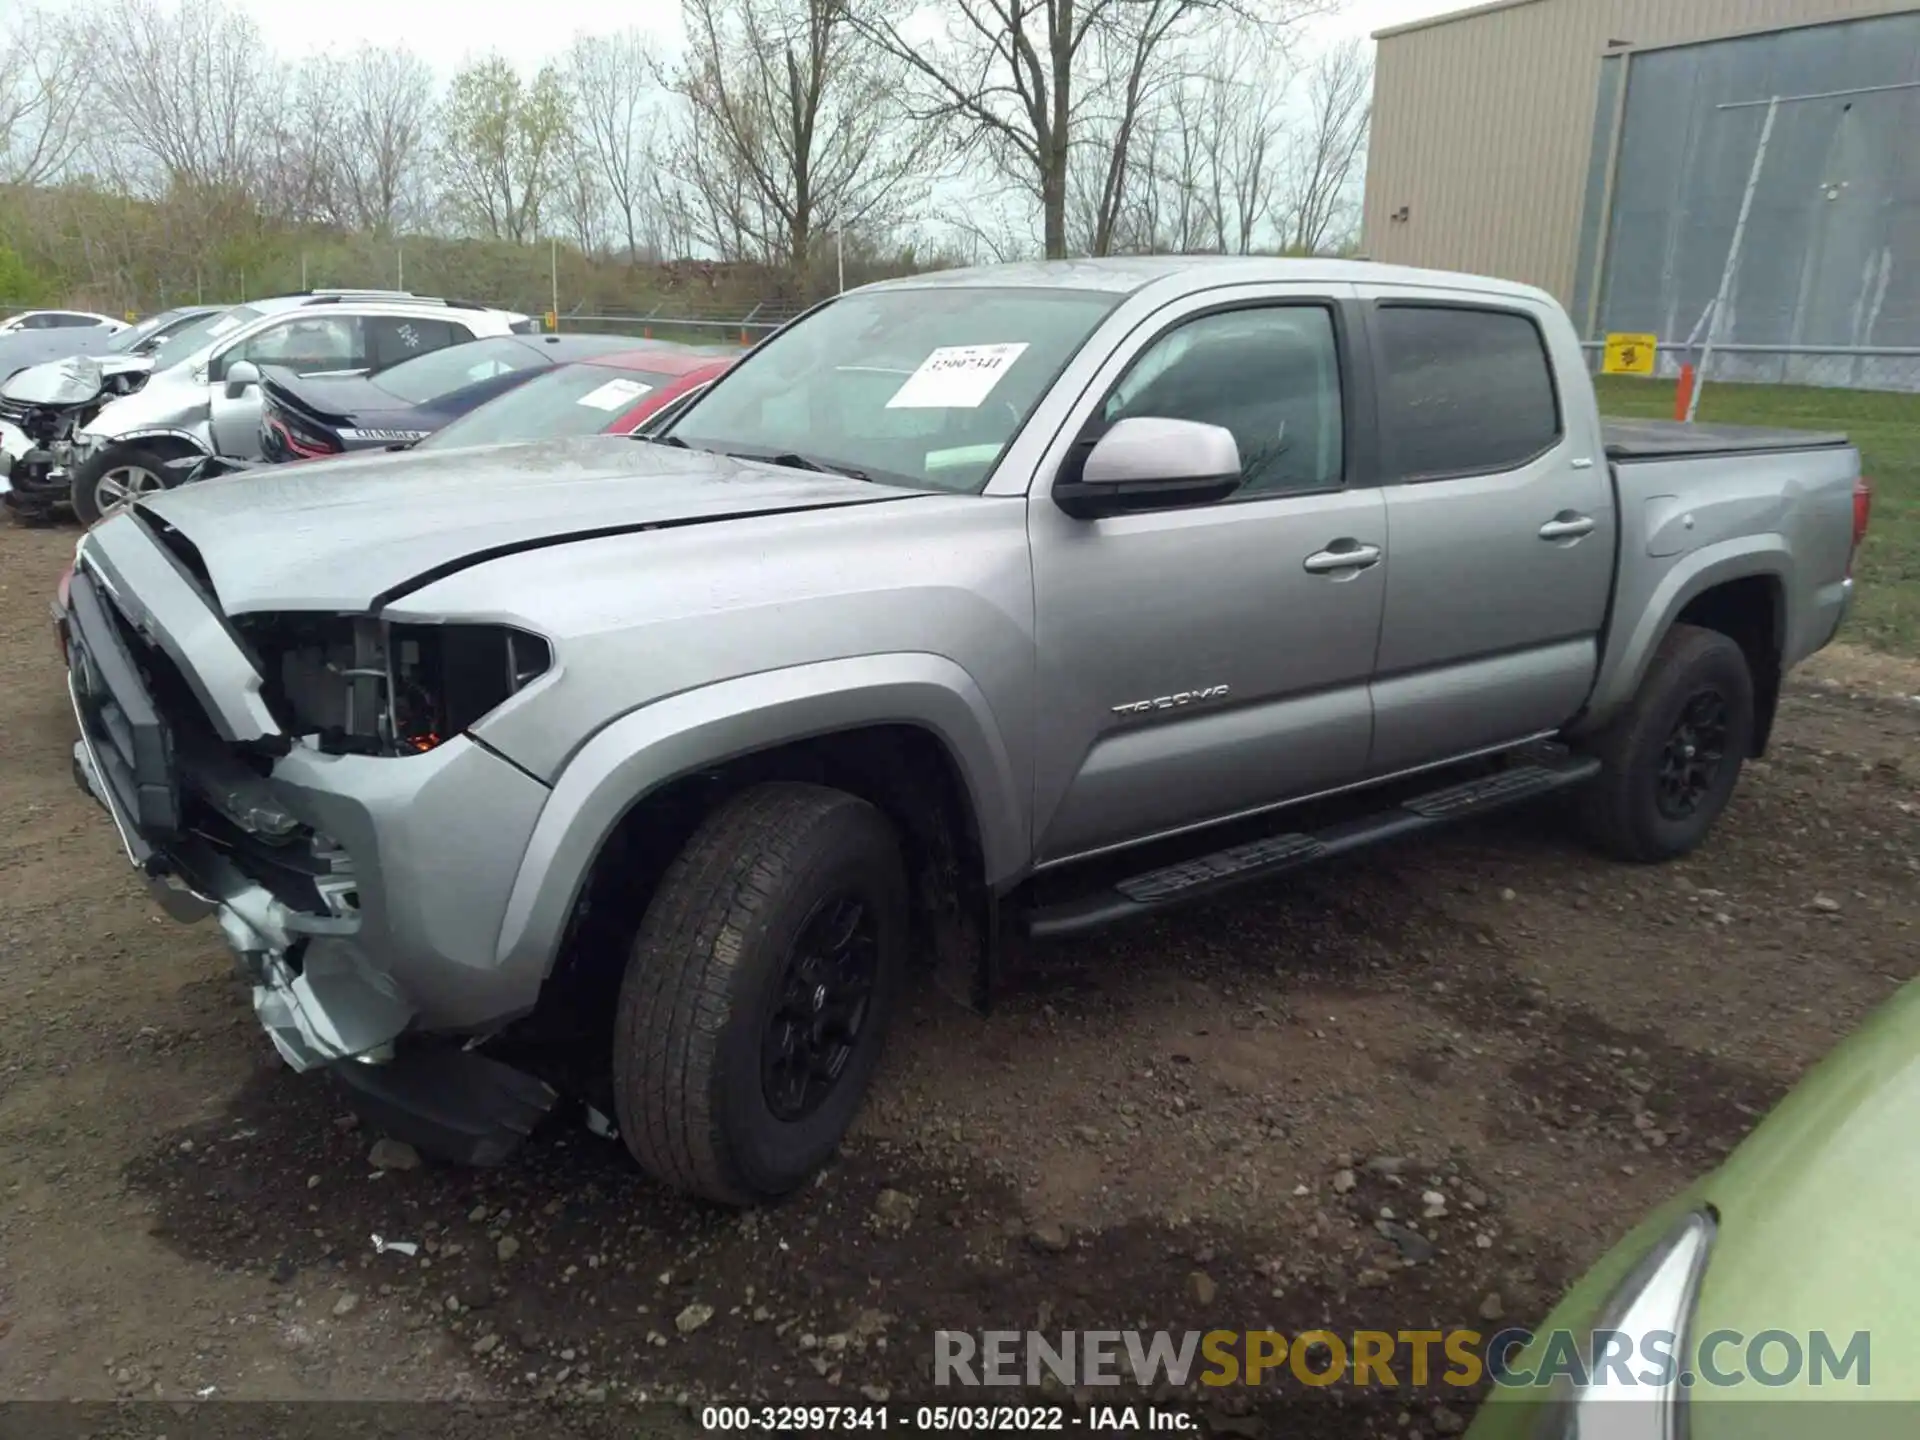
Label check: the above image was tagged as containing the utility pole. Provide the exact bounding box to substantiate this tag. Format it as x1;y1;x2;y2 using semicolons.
550;237;560;332
837;226;845;295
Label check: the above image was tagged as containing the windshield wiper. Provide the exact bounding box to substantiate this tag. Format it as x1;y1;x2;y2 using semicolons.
637;433;687;448
726;449;872;482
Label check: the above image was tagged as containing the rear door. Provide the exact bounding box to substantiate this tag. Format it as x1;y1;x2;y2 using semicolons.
1028;285;1388;864
1356;287;1614;774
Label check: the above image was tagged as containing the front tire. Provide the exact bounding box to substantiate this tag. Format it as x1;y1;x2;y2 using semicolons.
612;782;909;1206
70;442;177;526
1577;623;1755;863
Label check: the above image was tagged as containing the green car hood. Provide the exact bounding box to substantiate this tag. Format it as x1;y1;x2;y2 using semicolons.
1470;978;1920;1437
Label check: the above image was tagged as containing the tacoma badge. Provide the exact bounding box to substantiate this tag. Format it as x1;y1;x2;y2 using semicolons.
1111;684;1230;717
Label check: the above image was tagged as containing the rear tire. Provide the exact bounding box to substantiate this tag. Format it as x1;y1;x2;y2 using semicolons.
612;782;909;1206
1576;623;1755;863
70;442;177;526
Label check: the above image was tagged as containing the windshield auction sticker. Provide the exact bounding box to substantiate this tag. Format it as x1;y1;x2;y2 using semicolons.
577;377;652;410
887;343;1030;409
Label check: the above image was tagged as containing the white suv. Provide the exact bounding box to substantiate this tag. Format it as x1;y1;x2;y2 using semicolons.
66;290;533;522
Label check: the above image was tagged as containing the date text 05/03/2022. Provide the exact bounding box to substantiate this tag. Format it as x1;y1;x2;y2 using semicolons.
698;1403;1198;1431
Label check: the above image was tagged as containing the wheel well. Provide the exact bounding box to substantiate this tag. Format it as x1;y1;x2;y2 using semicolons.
115;435;203;462
1675;575;1783;755
534;725;991;1050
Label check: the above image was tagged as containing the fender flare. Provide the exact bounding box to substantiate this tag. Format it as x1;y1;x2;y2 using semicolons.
1573;536;1791;734
99;427;209;455
489;652;1028;974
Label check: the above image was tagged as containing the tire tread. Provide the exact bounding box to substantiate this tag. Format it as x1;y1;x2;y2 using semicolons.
613;782;884;1205
1577;623;1753;863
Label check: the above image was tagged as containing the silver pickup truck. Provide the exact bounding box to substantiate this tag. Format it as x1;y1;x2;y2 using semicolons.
59;257;1870;1205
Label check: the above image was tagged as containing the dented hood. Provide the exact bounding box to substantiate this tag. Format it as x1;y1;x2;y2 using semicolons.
131;434;924;614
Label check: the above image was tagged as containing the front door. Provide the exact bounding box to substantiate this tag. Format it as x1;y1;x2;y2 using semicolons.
208;315;366;457
1028;288;1388;865
1357;288;1615;774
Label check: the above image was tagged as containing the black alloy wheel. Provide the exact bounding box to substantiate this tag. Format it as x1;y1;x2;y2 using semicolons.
760;894;879;1122
1654;689;1731;820
1575;622;1755;863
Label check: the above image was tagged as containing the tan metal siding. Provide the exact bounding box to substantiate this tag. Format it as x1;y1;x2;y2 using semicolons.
1360;0;1918;302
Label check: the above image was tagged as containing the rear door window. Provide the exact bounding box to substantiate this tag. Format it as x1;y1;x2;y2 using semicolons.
366;316;474;370
1373;304;1561;481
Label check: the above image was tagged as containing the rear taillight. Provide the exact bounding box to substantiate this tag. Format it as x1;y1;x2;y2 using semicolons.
1848;477;1872;577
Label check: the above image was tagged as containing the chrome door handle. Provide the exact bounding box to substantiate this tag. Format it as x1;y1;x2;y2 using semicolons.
1302;542;1382;574
1539;513;1596;541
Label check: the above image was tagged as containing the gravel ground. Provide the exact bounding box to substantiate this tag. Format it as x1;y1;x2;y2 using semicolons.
2;517;1916;1437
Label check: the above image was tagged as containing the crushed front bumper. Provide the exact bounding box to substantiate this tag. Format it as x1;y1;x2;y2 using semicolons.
63;526;556;1071
70;721;411;1074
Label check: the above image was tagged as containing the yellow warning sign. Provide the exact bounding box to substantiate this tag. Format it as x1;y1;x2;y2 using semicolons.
1602;333;1658;375
544;311;559;332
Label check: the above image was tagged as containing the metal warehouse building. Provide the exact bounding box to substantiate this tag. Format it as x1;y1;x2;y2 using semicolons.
1360;0;1920;387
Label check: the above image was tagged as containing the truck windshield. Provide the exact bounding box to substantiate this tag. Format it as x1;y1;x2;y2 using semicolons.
665;286;1121;493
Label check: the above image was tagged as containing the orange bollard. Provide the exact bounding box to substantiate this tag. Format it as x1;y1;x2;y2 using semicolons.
1674;363;1696;422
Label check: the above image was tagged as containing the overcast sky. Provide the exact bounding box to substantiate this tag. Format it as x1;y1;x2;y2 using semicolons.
232;0;1470;73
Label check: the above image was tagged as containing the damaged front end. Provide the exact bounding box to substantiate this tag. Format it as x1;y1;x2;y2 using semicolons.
232;608;552;761
64;508;560;1164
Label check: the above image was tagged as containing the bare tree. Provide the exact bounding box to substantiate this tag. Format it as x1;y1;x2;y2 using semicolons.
1277;39;1371;255
1198;31;1290;254
554;140;611;257
1087;56;1213;255
84;0;274;198
661;0;928;295
435;56;575;243
1079;16;1293;257
0;6;89;187
565;30;659;262
856;0;1323;260
336;45;435;235
256;56;349;228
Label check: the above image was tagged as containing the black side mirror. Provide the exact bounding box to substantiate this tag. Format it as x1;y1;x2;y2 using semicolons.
1051;416;1243;520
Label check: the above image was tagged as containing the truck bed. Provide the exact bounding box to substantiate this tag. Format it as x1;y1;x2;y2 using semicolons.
1602;419;1850;462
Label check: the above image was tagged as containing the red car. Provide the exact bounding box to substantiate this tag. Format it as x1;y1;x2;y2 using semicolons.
408;345;738;453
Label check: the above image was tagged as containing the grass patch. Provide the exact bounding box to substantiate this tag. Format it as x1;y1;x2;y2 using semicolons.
1594;376;1920;658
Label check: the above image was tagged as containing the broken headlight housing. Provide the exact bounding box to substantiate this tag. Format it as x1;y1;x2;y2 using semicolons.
238;614;552;756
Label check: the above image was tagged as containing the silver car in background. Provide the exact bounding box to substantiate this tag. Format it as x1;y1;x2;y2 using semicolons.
64;290;534;522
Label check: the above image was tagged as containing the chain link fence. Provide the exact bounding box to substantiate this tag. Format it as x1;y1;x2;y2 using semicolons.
1581;342;1920;394
552;300;810;348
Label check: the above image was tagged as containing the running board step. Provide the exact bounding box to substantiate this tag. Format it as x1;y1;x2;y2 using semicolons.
1024;757;1600;939
1403;763;1585;819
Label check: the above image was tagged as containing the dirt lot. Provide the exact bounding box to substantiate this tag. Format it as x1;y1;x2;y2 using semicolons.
2;515;1916;1436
